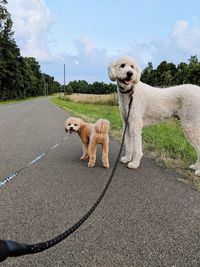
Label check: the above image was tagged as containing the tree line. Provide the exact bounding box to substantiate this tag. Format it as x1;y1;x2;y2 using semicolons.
63;80;117;95
0;0;61;100
63;56;200;95
141;56;200;87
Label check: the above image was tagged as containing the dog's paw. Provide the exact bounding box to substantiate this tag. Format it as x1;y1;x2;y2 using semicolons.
120;156;131;164
127;161;140;169
88;161;95;168
80;155;89;160
195;169;200;176
189;164;198;171
103;163;109;168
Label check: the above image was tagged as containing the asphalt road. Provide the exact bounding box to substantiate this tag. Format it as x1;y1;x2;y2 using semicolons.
0;97;200;267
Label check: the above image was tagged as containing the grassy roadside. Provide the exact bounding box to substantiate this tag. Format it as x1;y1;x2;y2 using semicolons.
0;99;29;105
52;96;123;137
52;96;199;190
0;96;46;105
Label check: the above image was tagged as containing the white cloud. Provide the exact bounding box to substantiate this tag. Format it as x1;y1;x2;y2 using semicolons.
43;19;200;83
170;19;200;54
74;37;96;55
55;37;110;82
128;19;200;68
8;0;56;61
74;60;79;65
68;19;200;82
6;1;200;83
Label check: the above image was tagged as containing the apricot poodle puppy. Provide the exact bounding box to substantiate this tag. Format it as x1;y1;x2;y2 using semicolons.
64;117;110;168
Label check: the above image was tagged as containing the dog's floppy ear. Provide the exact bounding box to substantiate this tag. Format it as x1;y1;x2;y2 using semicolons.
108;62;116;81
64;121;68;132
133;62;141;84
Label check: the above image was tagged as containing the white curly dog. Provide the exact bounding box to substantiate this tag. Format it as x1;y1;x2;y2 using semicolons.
108;56;200;176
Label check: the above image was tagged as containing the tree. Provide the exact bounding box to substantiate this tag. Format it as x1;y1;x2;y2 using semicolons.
186;55;200;85
141;62;155;85
0;0;61;100
174;62;188;84
65;84;73;95
140;57;200;87
0;1;21;99
154;61;176;86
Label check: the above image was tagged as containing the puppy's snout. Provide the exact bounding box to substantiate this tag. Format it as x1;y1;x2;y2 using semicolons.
70;126;74;131
127;71;133;78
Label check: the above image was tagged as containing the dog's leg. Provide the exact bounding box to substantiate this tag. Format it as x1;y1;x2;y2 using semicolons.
88;140;97;168
194;148;200;176
189;160;200;171
121;122;133;164
127;123;143;169
80;144;89;160
190;156;200;176
189;154;200;176
195;169;200;176
102;139;109;168
183;125;200;176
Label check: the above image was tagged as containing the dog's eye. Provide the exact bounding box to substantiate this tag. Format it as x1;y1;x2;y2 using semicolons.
74;124;77;126
68;123;71;126
131;65;134;68
121;64;125;68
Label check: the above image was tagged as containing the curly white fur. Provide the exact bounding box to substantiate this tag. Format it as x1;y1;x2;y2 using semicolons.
108;56;200;176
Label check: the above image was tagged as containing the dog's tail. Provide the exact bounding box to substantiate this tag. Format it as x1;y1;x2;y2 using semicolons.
94;119;110;134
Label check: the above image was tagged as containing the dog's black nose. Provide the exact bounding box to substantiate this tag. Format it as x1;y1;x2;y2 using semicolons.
127;71;133;78
70;126;73;130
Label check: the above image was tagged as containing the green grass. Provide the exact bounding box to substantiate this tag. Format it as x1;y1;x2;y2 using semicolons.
52;96;199;189
142;120;197;166
52;96;122;133
0;99;27;105
0;96;45;105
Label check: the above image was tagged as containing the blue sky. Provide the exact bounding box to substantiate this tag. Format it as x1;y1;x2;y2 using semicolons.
8;0;200;84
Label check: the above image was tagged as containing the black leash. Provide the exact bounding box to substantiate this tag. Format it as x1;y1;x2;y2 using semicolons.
0;94;133;263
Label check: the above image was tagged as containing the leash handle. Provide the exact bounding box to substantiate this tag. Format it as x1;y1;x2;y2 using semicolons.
0;240;31;262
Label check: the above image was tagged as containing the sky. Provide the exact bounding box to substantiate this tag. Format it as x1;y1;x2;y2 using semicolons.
7;0;200;84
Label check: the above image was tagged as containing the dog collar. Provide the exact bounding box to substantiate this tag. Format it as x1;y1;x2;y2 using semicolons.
118;85;134;95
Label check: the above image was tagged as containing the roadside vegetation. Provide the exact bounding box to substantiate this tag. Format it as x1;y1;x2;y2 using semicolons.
52;94;199;190
59;93;118;105
0;96;46;105
0;1;61;101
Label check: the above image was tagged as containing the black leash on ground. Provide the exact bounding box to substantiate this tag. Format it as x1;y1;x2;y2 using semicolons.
0;93;133;263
